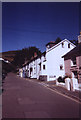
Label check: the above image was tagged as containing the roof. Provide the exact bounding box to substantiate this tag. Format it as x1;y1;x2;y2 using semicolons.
46;41;56;46
41;51;46;56
62;43;81;60
46;39;76;53
22;51;46;67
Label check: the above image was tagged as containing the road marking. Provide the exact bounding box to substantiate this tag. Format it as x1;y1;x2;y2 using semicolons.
43;85;81;104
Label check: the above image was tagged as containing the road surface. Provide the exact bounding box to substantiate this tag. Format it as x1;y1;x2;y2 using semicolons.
2;73;81;118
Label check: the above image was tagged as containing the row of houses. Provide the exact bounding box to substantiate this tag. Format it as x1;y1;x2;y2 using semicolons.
19;33;81;91
19;37;77;80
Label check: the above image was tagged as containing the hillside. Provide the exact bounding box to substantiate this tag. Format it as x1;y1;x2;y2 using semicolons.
0;50;20;62
0;47;41;68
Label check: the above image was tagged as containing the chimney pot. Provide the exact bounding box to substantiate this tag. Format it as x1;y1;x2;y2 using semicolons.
78;31;81;43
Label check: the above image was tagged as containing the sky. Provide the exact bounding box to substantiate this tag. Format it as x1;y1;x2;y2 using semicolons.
2;2;80;52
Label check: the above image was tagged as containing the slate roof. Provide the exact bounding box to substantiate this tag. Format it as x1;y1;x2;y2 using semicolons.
62;43;81;60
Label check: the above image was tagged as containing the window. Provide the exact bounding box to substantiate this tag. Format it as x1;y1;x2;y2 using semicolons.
30;67;33;75
30;67;32;72
39;63;41;71
68;43;70;48
62;42;64;48
43;65;45;70
60;65;63;70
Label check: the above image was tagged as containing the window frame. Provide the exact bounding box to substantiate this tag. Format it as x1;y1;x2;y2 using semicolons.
60;65;63;70
43;65;45;70
68;43;70;48
62;42;64;48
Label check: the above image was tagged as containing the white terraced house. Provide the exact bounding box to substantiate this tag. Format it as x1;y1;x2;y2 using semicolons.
26;52;47;80
20;39;75;81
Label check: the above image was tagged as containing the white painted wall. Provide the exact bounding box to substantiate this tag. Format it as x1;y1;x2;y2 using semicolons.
36;57;41;79
28;57;41;79
40;55;47;76
46;39;75;81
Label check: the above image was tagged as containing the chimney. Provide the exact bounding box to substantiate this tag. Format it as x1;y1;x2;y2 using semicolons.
78;31;81;43
46;41;56;50
34;52;37;58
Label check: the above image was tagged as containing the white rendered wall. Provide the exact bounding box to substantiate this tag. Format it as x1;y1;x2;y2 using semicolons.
29;57;41;79
36;58;41;79
40;55;47;76
29;61;36;78
28;55;47;79
46;40;75;81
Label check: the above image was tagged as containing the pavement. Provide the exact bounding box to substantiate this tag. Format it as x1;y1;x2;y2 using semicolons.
24;77;81;104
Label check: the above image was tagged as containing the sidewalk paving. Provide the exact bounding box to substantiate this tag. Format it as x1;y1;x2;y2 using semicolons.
45;81;81;103
24;77;81;103
48;84;81;103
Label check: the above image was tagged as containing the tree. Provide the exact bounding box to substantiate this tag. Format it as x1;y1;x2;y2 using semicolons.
27;47;41;60
55;37;62;44
55;38;78;46
69;40;78;46
12;46;41;68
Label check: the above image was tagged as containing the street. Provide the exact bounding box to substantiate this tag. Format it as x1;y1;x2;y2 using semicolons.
2;73;80;118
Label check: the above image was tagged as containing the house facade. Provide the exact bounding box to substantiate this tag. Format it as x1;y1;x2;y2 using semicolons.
62;34;81;84
20;39;75;81
46;39;75;81
27;52;47;80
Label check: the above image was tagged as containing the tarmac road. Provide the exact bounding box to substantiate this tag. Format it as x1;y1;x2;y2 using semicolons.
2;73;81;118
